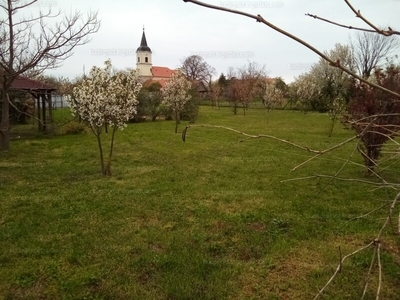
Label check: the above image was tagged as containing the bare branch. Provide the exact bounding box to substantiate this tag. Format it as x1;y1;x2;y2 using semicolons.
362;247;377;299
313;241;375;300
305;13;399;36
344;0;395;36
376;242;382;300
398;212;400;234
305;13;378;34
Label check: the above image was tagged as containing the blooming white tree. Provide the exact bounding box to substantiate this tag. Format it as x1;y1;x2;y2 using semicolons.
161;71;192;133
69;60;142;175
262;81;284;111
290;73;317;113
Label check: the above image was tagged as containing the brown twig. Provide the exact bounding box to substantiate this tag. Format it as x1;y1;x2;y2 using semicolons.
398;212;400;234
338;204;388;231
344;0;396;36
305;13;399;36
305;13;378;34
281;175;400;188
182;124;360;162
362;246;377;299
313;241;375;300
376;241;382;300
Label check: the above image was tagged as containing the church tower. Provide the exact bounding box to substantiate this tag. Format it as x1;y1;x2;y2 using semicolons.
136;28;152;78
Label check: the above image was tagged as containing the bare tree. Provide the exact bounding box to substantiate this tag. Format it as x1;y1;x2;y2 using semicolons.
181;54;215;85
234;61;266;115
0;0;100;151
351;31;399;79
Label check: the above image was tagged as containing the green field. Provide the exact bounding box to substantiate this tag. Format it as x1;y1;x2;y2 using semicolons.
1;106;399;299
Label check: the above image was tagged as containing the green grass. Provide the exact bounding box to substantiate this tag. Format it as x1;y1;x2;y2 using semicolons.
1;106;399;299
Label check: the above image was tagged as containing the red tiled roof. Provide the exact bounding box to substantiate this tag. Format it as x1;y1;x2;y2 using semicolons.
142;79;171;89
151;66;177;78
11;76;55;90
155;79;171;88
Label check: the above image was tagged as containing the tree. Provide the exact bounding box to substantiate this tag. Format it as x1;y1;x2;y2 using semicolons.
308;43;354;112
226;62;266;115
273;77;289;97
181;55;215;85
0;0;100;151
161;71;192;133
351;31;399;79
137;81;163;121
343;65;400;173
290;73;317;113
261;80;284;111
226;77;244;115
69;60;141;176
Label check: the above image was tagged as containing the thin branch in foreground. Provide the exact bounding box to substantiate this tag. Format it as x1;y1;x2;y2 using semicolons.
376;242;382;300
313;241;375;300
182;124;359;169
343;0;397;36
398;212;400;234
305;13;378;34
281;175;400;188
305;13;399;36
337;204;388;231
362;246;377;299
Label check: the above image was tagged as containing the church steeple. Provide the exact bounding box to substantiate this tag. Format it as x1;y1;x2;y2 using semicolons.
136;27;152;77
137;27;152;53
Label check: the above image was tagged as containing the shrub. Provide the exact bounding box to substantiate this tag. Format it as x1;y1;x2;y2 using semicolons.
180;89;200;123
62;121;86;135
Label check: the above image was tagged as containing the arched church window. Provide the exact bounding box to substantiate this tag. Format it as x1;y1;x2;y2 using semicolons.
138;57;140;63
145;57;148;63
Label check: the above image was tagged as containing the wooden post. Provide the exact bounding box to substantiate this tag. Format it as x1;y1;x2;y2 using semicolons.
41;94;46;133
35;95;41;131
46;92;53;134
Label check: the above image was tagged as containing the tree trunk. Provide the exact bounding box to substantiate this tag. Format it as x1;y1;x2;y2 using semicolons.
174;111;180;134
1;89;10;151
95;133;105;175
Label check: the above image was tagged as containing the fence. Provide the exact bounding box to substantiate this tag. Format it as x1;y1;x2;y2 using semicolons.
52;94;70;109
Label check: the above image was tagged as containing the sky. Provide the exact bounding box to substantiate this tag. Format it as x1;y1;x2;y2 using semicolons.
24;0;400;83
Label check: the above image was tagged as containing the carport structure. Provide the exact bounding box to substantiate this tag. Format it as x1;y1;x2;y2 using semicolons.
10;76;57;132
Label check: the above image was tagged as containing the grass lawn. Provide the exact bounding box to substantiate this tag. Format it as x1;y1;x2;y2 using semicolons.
1;106;399;299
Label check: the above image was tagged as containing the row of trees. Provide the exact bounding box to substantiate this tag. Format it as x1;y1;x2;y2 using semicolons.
179;55;289;114
212;64;288;114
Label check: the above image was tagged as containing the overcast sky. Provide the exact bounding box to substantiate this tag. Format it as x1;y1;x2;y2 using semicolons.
32;0;400;83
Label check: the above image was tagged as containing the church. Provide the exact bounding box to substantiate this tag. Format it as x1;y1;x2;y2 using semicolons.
135;29;209;94
136;29;177;88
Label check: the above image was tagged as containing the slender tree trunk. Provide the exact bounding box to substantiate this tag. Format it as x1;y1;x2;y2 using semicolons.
1;88;10;151
95;132;105;175
233;104;237;115
174;111;180;133
104;125;118;176
328;116;336;137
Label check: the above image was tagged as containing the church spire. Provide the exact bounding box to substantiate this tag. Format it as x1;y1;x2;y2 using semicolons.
137;27;152;53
